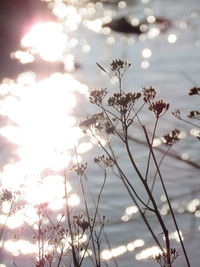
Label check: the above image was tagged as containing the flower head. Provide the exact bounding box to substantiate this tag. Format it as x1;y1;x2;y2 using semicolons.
153;248;179;266
94;154;114;167
71;163;87;176
172;109;181;119
142;86;156;103
163;129;180;146
89;88;108;105
0;189;13;201
149;99;169;118
80;113;115;135
188;87;200;96
110;59;131;72
108;92;141;115
188;110;200;120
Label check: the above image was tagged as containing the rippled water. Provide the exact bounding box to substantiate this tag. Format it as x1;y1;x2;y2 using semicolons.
0;0;200;266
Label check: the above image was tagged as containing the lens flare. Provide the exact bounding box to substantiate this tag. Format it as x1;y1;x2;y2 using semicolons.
21;22;67;61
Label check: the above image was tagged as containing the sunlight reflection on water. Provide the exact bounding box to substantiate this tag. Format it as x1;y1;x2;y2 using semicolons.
101;239;145;260
0;70;89;258
0;75;88;189
0;73;89;172
0;66;90;236
135;246;162;260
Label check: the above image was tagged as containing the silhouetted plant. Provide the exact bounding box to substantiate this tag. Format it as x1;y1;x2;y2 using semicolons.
1;59;198;267
80;59;191;267
0;189;22;245
173;86;200;139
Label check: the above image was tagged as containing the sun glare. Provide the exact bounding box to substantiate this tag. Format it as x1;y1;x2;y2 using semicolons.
0;68;89;224
21;22;67;61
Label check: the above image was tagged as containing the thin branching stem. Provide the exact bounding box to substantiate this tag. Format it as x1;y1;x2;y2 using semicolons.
90;128;154;211
90;130;164;251
101;105;125;142
177;116;200;128
64;172;79;267
123;123;171;266
78;161;106;267
145;117;159;181
142;125;191;267
145;146;171;210
0;199;14;242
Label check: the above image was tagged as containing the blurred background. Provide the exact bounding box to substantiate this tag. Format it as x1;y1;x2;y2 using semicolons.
0;0;200;266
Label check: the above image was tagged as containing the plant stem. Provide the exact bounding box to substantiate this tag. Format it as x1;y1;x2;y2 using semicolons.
142;125;191;267
91;131;164;252
145;118;159;181
64;172;79;267
123;125;171;266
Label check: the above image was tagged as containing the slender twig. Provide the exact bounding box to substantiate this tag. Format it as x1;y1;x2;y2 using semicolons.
127;133;200;170
176;116;200;128
64;171;79;267
144;118;159;181
123;124;171;266
90;130;163;251
145;146;171;210
142;125;191;267
0;199;15;242
79;165;107;267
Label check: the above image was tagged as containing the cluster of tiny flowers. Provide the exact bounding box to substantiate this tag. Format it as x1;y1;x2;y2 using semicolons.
71;163;87;176
108;92;141;114
94;154;114;167
142;86;156;103
0;188;13;201
149;100;169;118
188;87;200;96
104;121;115;134
172;109;181;119
80;113;114;135
32;224;61;242
34;202;48;215
163;129;180;146
188;110;200;120
73;214;90;232
33;224;68;267
110;59;131;72
79;115;99;130
153;248;179;267
89;88;108;105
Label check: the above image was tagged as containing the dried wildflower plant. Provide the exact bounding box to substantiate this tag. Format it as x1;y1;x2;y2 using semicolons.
94;154;114;168
188;87;200;96
80;112;115;137
71;162;88;176
0;168;105;267
0;188;23;245
162;129;180;146
153;248;179;267
79;59;191;267
0;188;13;201
110;59;131;75
173;87;200;136
89;88;108;106
149;99;169;118
142;86;156;103
1;59;195;267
